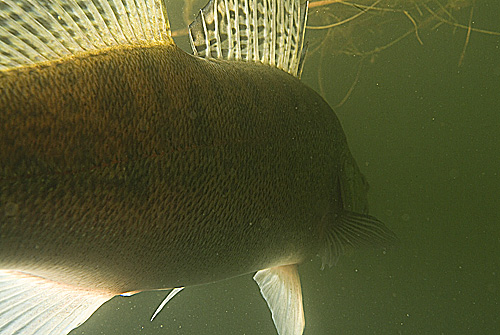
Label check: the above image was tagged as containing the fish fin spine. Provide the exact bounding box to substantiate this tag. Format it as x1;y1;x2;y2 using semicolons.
189;0;308;78
0;0;173;70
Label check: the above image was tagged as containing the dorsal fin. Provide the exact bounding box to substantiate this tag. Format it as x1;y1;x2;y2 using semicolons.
189;0;308;78
0;0;173;70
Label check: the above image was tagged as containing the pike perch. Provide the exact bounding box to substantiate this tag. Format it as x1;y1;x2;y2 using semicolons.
0;0;396;333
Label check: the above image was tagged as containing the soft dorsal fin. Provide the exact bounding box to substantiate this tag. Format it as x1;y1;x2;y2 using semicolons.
0;0;173;70
189;0;308;77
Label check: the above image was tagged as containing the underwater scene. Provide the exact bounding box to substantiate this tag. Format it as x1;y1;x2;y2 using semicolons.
0;0;497;334
72;1;498;334
69;1;499;334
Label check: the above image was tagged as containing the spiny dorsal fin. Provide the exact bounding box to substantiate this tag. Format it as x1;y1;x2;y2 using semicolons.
0;0;172;70
189;0;308;78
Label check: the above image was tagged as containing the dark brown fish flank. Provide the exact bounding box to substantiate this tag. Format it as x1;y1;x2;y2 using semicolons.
0;43;341;180
0;1;401;334
1;43;341;293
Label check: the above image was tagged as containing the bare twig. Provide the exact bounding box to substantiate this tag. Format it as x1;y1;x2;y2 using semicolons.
458;1;474;66
334;58;364;108
404;10;424;45
308;0;381;30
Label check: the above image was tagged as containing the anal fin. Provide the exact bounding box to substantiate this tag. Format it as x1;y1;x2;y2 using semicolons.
0;269;113;335
254;264;304;335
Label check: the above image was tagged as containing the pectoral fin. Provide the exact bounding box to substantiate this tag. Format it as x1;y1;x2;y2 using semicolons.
321;210;398;269
253;264;304;335
0;269;113;334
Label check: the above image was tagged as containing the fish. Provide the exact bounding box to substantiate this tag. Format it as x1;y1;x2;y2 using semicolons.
0;0;397;334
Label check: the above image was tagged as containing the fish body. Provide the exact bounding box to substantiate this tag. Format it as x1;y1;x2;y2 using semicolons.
1;43;339;292
0;0;395;334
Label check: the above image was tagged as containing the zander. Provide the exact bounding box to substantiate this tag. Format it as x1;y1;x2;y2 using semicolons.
0;0;396;334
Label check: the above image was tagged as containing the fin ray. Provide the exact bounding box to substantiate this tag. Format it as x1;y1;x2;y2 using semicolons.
2;0;65;60
321;210;398;269
189;0;308;77
254;265;304;335
99;0;129;44
0;270;113;335
0;0;173;70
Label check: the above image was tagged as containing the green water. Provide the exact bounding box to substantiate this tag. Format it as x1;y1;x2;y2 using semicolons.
72;1;499;334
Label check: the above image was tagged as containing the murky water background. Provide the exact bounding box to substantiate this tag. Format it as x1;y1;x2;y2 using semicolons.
71;1;499;334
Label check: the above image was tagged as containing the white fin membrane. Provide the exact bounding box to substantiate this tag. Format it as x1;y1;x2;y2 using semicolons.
189;0;308;77
254;265;304;335
150;287;184;321
0;269;113;335
0;0;172;70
